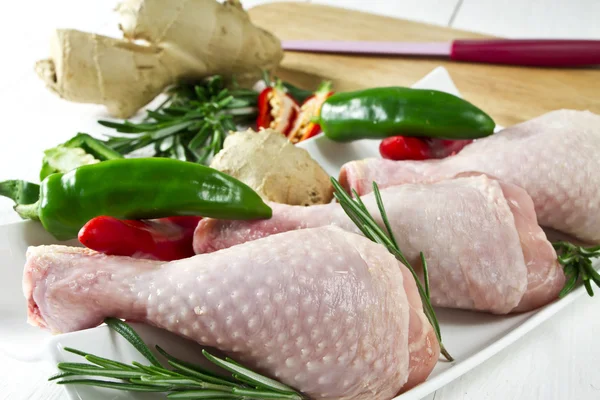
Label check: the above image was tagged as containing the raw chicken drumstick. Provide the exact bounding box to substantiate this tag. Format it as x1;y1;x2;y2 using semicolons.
340;109;600;243
195;175;565;314
24;226;439;400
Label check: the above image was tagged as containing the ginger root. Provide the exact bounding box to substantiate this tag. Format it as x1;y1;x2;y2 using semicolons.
210;129;334;206
35;0;282;118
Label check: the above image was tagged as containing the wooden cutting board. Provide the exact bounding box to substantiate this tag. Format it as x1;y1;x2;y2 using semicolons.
248;2;599;127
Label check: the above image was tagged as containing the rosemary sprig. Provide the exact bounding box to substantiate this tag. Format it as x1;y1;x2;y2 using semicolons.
52;318;303;399
99;76;259;164
553;242;600;297
331;178;453;361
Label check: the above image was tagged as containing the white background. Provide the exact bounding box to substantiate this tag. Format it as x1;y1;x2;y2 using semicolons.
0;0;599;399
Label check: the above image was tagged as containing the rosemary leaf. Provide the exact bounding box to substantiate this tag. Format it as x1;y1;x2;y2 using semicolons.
167;391;242;399
232;387;303;399
173;137;187;161
104;318;162;367
373;183;400;250
150;121;195;141
584;260;600;284
202;350;300;395
159;136;175;152
57;379;169;392
85;354;139;371
188;125;212;151
57;365;146;379
224;357;244;367
231;373;258;387
146;110;178;122
155;346;221;378
48;372;76;382
98;120;149;134
167;360;240;387
57;362;111;370
128;378;179;388
63;347;90;358
559;268;580;298
132;362;180;377
139;375;227;390
584;279;594;296
420;252;431;299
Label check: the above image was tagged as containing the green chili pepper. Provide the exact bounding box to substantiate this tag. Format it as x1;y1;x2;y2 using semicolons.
0;180;40;206
3;158;271;240
319;87;496;142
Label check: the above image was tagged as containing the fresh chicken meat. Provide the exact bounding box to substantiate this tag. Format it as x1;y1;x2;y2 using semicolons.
339;109;600;243
24;226;439;400
195;175;565;313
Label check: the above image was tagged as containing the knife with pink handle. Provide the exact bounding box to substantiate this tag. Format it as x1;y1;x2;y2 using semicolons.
281;39;600;67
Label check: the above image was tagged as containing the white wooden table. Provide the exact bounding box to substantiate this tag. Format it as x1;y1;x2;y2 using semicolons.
0;1;598;399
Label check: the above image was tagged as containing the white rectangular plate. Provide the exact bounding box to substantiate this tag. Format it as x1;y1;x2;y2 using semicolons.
0;67;593;400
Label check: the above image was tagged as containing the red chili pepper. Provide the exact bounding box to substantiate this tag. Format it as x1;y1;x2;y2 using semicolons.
426;138;473;158
78;216;203;261
379;136;432;161
256;82;300;136
288;81;334;144
256;88;274;129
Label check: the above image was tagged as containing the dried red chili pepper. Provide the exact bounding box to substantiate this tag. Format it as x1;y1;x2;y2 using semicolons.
288;81;334;144
78;216;202;261
256;81;300;136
